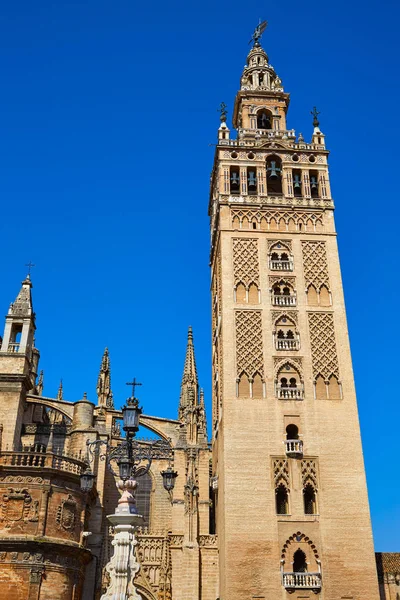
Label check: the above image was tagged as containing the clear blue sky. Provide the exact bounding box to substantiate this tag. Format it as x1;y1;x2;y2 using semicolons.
0;1;398;550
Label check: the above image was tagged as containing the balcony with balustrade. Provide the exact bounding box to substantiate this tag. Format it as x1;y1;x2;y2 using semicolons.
285;439;303;457
282;572;321;591
269;259;293;271
272;293;296;307
276;384;304;400
275;337;299;351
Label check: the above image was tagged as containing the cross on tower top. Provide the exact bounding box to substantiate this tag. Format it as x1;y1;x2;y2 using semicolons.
25;261;35;276
126;378;142;398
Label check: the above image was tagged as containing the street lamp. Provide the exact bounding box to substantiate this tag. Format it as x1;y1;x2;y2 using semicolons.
161;465;178;493
80;466;95;493
122;396;142;434
79;379;177;600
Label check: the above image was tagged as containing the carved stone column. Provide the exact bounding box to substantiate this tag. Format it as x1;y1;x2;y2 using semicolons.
100;479;143;600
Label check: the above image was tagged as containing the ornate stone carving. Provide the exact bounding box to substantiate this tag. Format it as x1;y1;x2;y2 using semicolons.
267;239;292;252
232;238;260;288
302;241;330;290
271;310;298;325
168;534;184;548
230;208;324;230
269;275;296;288
301;459;318;489
235;310;264;379
0;488;39;527
273;357;302;370
56;494;77;531
308;313;339;380
0;475;44;484
199;535;218;547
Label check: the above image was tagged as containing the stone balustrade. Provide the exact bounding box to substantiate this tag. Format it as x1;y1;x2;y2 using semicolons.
282;572;321;589
285;440;303;456
272;294;296;306
0;450;86;475
276;338;298;350
276;385;304;400
270;260;293;271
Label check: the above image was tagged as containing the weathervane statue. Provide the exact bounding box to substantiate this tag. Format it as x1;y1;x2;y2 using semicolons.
250;19;267;47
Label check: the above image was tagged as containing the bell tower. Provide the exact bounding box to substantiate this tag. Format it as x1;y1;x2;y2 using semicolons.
210;23;379;600
0;274;39;450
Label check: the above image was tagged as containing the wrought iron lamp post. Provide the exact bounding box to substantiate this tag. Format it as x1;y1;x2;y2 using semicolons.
79;382;177;600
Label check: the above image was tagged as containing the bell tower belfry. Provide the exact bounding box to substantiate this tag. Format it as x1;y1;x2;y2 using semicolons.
209;23;379;600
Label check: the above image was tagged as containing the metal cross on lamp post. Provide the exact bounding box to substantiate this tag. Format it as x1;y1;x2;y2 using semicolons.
80;380;177;600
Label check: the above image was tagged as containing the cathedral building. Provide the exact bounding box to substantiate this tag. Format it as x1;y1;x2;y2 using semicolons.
0;24;398;600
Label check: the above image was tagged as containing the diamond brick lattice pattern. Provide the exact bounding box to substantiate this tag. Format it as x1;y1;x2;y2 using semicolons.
301;459;318;488
308;313;339;379
233;238;260;288
274;458;290;487
302;241;330;290
235;310;264;379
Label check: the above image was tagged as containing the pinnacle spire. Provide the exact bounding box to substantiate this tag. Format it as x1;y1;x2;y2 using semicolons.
57;379;64;401
97;347;114;409
179;327;199;419
182;326;198;385
8;276;33;318
37;370;44;395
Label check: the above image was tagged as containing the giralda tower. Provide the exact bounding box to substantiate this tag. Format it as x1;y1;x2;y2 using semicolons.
209;24;379;600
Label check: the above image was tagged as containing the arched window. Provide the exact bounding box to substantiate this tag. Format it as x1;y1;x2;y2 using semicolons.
275;483;289;514
286;424;299;440
293;169;302;197
257;109;272;129
136;471;153;528
276;363;303;399
310;170;319;197
303;483;317;515
293;549;307;573
247;168;257;193
286;330;294;339
269;243;293;271
230;167;240;194
238;373;250;397
266;156;282;194
277;329;285;339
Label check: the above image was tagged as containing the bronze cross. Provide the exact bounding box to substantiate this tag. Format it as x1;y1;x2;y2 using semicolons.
126;378;142;398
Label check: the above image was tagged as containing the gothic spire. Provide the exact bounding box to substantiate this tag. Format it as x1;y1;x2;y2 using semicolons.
97;347;114;409
181;327;198;388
